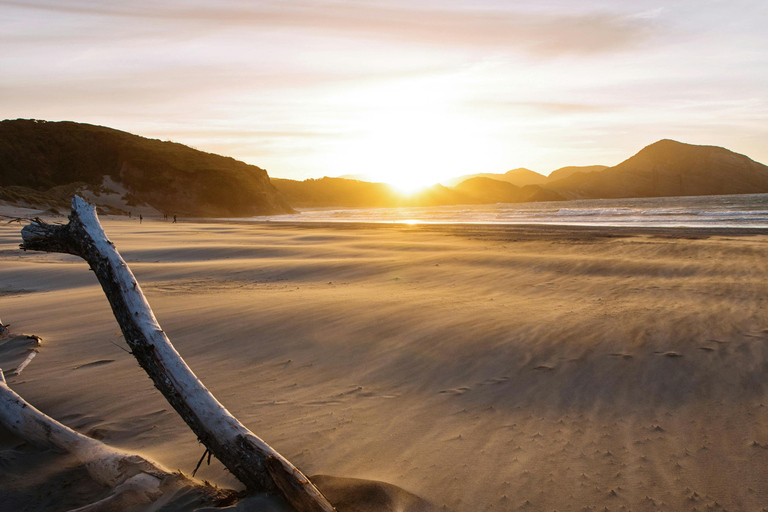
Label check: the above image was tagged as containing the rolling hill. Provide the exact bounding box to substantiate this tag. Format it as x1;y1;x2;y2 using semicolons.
273;140;768;208
0;119;293;217
4;121;765;214
546;165;608;182
547;140;768;199
442;168;547;188
453;177;564;203
270;177;400;208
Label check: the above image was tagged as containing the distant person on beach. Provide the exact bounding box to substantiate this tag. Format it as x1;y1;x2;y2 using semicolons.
139;214;143;224
173;214;177;223
128;211;131;218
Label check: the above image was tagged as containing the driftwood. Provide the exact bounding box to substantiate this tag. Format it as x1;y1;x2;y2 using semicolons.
0;318;41;377
19;197;335;512
0;325;236;511
0;368;190;511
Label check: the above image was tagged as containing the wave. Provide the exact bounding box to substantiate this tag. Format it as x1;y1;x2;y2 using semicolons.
243;194;768;228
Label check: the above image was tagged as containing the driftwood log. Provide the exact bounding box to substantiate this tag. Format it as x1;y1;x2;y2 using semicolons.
19;197;335;512
0;368;195;512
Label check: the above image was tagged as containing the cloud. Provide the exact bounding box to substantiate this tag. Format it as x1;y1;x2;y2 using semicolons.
1;0;657;57
464;100;612;114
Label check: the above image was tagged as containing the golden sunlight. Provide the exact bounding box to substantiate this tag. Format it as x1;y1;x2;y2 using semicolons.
329;78;504;191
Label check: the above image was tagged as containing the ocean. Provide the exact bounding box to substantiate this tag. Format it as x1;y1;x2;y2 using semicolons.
251;194;768;229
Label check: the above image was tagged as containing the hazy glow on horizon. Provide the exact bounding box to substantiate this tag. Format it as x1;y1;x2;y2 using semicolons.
2;0;767;188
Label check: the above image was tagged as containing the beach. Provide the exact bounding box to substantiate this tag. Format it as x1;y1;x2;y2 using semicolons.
2;216;768;511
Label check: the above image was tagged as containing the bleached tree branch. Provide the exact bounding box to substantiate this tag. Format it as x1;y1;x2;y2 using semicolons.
19;197;335;512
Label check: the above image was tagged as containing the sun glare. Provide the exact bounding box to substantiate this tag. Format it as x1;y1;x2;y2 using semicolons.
388;176;434;195
327;78;504;193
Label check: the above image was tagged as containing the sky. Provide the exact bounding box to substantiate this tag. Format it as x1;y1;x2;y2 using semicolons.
2;0;767;190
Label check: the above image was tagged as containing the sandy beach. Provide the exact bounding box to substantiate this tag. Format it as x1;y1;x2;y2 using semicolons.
3;216;768;511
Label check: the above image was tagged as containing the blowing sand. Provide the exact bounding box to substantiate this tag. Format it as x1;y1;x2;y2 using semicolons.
2;217;768;511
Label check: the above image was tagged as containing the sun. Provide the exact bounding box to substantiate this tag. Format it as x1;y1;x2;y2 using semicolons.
326;78;504;194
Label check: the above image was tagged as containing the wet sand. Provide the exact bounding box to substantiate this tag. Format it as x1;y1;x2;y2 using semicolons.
2;217;768;511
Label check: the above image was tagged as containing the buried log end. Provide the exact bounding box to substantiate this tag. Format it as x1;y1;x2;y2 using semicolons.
265;456;336;512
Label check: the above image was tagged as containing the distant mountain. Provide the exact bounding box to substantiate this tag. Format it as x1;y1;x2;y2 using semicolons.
547;140;768;200
273;175;564;208
336;173;371;181
408;183;472;206
0;119;293;217
454;177;564;203
546;165;608;182
503;168;548;186
271;177;400;208
15;122;762;216
272;178;472;208
443;168;547;188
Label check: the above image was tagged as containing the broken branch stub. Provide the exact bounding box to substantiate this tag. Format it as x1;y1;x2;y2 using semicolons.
20;197;335;512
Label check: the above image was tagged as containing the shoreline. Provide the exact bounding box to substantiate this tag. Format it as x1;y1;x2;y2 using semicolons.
203;217;768;239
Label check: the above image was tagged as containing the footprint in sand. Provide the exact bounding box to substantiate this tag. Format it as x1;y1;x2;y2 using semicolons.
439;387;470;396
335;386;364;397
72;359;115;370
306;399;344;405
652;351;683;358
253;399;290;406
479;376;509;385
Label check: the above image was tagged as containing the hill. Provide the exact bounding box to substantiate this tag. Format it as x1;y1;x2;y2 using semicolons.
442;168;547;188
454;177;564;203
547;140;768;199
273;176;565;208
0;119;293;217
271;178;472;208
271;177;401;208
546;165;608;182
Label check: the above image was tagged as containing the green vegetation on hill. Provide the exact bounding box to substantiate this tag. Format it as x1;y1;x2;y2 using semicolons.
0;119;293;217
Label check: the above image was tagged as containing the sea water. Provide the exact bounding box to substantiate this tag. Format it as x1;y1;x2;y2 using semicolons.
252;194;768;228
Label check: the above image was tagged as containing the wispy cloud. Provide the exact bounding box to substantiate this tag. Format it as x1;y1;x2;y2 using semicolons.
1;0;657;57
464;100;613;114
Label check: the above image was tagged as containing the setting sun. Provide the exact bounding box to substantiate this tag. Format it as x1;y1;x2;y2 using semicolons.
324;77;506;191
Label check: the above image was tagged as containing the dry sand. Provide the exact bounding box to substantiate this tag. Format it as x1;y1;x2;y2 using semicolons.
2;217;768;511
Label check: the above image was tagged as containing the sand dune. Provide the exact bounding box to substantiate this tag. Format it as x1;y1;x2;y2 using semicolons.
2;218;768;511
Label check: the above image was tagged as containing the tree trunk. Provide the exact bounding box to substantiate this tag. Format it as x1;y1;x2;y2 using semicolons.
20;197;335;512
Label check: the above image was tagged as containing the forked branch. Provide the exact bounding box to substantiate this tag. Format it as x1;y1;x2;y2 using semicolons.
20;197;335;512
